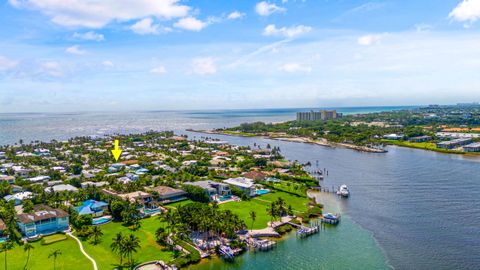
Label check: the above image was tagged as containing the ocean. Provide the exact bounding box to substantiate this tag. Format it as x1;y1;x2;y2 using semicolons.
1;106;479;270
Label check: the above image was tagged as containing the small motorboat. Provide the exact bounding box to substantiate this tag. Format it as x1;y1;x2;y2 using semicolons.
321;213;340;225
337;184;350;197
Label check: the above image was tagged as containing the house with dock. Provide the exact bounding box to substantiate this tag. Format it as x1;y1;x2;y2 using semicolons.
16;205;69;237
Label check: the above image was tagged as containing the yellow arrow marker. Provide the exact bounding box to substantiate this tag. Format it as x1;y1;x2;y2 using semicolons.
111;139;122;161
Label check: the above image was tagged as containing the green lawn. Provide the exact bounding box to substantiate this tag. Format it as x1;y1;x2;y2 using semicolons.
265;181;307;197
164;199;194;209
41;233;67;245
382;140;467;154
80;217;175;269
0;235;92;270
219;191;309;230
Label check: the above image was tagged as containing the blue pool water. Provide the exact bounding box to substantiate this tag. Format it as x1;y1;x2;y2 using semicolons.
255;189;270;195
92;216;112;225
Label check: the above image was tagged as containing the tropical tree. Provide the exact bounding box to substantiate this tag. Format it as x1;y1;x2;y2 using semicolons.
89;226;103;245
0;242;13;270
110;232;124;266
48;249;62;270
249;211;256;231
123;234;141;267
267;203;278;226
23;242;34;269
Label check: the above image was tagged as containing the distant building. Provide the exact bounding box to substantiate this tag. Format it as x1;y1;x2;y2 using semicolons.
436;138;473;149
463;142;480;152
383;134;404;140
16;205;69;237
296;110;342;121
409;135;432;143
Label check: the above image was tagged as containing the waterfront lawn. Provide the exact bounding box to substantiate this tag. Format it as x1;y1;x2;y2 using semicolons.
0;235;92;270
164;199;194;209
41;233;68;245
219;191;309;230
264;181;307;197
80;216;175;269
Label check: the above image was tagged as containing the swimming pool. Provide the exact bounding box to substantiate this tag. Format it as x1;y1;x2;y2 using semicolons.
92;216;112;225
144;208;161;215
218;195;232;201
256;189;270;195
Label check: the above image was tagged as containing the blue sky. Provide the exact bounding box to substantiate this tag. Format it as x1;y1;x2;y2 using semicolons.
1;0;480;112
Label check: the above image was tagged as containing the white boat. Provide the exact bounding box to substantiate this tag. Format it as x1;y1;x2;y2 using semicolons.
337;184;350;197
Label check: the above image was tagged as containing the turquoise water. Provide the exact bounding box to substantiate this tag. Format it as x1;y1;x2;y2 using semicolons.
255;189;270;195
92;216;112;225
188;214;390;270
2;106;478;269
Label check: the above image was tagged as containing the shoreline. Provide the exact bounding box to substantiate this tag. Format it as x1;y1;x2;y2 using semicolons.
188;129;388;153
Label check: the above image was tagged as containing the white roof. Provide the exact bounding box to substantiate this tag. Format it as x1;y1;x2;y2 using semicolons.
45;184;78;193
223;177;254;188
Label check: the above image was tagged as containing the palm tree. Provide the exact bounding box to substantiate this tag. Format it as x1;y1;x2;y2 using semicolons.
110;232;124;266
0;242;13;270
23;242;34;269
267;203;278;227
123;234;140;267
48;249;62;270
249;211;256;231
90;226;103;245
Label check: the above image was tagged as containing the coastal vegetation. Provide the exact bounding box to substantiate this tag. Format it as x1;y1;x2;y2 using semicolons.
208;105;480;154
0;130;324;269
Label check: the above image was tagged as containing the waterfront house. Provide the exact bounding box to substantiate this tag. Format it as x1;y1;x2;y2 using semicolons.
463;142;480;152
436;138;473;149
16;205;69;237
383;134;404;140
184;180;231;199
149;186;188;204
223;177;256;197
102;189;156;209
409;135;432;143
75;200;109;217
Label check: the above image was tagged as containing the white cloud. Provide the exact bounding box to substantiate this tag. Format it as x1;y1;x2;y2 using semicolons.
227;11;245;20
72;31;104;41
191;57;216;75
0;55;18;71
130;18;171;35
279;63;312;73
150;65;167;74
102;60;114;67
65;45;86;55
255;1;286;16
39;61;63;77
263;24;312;38
357;34;383;45
9;0;190;28
449;0;480;24
174;17;207;31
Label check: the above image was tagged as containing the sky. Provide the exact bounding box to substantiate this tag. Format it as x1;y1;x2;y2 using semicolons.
1;0;480;112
